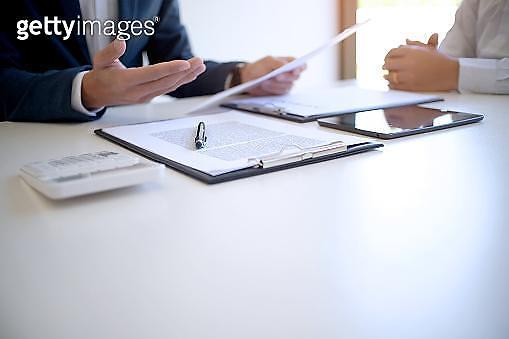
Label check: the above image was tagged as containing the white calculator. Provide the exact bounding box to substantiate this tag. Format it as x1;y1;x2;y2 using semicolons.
19;151;165;200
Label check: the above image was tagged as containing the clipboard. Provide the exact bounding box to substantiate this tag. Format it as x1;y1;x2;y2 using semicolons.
221;87;444;123
94;130;383;185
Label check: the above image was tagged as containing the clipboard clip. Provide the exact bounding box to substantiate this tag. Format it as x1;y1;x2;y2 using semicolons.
250;141;347;169
230;103;291;116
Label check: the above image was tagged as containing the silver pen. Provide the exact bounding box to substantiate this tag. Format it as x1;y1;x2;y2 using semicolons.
195;121;207;149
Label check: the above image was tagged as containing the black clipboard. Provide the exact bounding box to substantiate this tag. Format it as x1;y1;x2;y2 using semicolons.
221;98;444;123
95;129;384;184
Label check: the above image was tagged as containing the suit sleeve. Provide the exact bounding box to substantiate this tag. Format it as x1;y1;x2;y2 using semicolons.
0;33;105;122
146;0;241;98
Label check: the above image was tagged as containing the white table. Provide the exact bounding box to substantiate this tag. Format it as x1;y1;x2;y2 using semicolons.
1;88;508;339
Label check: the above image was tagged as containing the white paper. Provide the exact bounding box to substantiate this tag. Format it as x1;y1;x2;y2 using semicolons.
102;111;368;176
190;20;371;113
225;85;443;118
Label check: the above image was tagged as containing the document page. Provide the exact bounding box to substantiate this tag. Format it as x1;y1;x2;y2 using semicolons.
152;122;325;162
101;111;368;176
189;20;370;113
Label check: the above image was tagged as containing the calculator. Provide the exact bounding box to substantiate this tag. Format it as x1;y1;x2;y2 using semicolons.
19;151;165;200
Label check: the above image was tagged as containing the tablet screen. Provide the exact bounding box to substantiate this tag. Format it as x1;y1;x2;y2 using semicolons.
319;106;483;137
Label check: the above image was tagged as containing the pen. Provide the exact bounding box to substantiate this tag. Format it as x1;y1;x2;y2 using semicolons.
195;121;207;149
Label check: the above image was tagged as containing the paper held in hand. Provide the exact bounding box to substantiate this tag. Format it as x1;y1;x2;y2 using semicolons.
189;20;371;113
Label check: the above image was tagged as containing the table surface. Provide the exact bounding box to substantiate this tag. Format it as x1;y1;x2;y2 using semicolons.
1;86;508;339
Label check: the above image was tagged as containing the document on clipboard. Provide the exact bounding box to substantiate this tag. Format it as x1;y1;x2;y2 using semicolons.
222;86;444;123
95;111;383;184
189;20;371;113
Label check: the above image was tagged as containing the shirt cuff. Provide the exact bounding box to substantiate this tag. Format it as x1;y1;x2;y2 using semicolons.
458;58;498;94
71;71;103;116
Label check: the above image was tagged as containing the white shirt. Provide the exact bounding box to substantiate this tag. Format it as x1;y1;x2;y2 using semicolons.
440;0;509;94
71;0;118;115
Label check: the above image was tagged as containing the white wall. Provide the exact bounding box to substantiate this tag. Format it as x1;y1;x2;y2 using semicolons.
179;0;339;90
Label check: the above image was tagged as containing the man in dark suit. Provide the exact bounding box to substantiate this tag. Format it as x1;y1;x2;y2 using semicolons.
0;0;305;122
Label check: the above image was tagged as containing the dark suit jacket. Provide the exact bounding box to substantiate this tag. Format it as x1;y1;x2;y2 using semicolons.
0;0;239;122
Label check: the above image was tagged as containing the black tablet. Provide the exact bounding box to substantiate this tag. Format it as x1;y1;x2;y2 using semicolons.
317;105;484;139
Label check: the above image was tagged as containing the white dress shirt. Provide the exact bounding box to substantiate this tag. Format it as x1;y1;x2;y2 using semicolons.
71;0;118;115
440;0;509;94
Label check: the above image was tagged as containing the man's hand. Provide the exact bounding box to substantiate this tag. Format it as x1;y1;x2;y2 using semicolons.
82;39;206;110
240;56;306;96
382;45;459;92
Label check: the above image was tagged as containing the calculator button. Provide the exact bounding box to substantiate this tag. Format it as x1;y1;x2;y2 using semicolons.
21;151;141;181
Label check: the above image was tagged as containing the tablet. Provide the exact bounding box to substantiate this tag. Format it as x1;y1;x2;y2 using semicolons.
317;105;484;139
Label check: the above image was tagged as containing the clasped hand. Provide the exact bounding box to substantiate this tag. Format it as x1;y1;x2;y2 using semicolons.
382;33;459;92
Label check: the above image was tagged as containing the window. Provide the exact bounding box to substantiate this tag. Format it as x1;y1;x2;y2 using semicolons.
351;0;461;86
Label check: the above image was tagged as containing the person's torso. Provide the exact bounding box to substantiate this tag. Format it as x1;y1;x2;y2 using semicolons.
476;0;509;59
